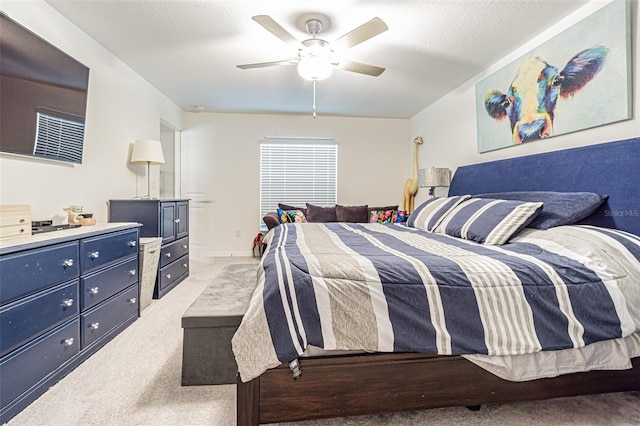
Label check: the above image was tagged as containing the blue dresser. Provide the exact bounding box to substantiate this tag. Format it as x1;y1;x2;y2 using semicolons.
109;199;189;298
0;223;141;423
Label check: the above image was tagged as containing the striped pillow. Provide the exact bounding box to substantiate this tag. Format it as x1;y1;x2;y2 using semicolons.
408;195;471;231
434;198;543;245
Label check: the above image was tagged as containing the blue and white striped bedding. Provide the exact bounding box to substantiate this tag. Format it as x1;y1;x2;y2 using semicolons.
232;222;640;382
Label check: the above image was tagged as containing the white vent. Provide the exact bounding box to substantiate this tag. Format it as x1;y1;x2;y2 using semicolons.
34;112;85;163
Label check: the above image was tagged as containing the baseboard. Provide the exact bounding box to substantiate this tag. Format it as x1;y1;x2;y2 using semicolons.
195;251;256;258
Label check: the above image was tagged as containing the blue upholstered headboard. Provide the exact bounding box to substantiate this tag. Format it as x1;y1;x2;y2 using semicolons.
449;137;640;236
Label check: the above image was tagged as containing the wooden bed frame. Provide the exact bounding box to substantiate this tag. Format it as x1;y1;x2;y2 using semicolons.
237;353;640;425
236;138;640;425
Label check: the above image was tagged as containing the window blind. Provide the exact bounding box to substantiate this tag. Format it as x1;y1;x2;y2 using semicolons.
260;141;337;229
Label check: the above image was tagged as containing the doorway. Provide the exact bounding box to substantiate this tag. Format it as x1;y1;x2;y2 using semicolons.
160;121;179;198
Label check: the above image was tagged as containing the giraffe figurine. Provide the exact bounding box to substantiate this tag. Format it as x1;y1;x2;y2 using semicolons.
402;136;424;214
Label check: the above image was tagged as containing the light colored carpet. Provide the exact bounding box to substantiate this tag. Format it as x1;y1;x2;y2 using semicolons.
7;257;640;426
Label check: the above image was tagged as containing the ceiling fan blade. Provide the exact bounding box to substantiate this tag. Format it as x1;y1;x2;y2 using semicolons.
237;59;298;70
252;15;302;48
333;17;388;50
336;59;385;77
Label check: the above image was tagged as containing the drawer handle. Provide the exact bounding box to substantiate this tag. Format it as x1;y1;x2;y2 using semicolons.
19;228;26;234
62;298;74;308
182;245;187;249
63;337;74;347
63;259;74;268
90;322;100;330
183;263;188;268
128;240;137;247
90;287;99;295
90;251;100;260
129;269;136;276
166;273;171;279
19;218;26;224
165;253;171;258
129;297;137;304
174;218;181;224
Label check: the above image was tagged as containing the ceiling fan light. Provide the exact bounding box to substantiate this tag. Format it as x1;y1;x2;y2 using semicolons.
297;56;333;81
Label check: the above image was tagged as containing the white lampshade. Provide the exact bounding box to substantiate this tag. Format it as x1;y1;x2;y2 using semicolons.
419;167;451;188
131;139;165;165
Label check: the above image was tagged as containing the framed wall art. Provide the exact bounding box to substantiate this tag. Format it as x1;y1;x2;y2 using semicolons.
475;0;632;153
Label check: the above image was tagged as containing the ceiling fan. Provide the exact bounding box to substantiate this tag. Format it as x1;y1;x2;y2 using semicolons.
237;15;388;117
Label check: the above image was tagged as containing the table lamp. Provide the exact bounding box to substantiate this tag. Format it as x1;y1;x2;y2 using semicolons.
131;139;165;199
419;167;451;198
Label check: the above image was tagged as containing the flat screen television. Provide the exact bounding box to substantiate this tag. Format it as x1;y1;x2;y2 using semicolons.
0;12;90;164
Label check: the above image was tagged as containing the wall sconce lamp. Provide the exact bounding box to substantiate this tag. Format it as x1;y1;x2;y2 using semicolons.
419;167;451;198
130;139;165;199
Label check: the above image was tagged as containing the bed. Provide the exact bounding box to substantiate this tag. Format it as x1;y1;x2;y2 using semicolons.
233;137;640;425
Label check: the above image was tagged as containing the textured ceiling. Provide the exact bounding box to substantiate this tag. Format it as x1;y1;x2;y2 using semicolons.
45;0;589;119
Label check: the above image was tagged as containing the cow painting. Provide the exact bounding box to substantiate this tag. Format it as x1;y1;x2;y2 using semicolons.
484;46;608;144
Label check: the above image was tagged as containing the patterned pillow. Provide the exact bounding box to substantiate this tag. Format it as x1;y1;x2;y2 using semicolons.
392;210;409;223
277;209;307;224
407;196;471;231
368;205;399;215
369;209;395;223
434;198;543;245
278;203;307;217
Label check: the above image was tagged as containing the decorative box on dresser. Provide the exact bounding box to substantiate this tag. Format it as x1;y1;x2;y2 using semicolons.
0;205;32;239
0;223;141;424
108;199;189;299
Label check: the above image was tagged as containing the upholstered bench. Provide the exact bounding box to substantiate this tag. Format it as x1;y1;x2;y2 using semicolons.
181;263;258;385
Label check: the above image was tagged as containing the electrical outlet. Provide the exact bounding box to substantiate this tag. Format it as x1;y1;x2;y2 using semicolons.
235;229;242;238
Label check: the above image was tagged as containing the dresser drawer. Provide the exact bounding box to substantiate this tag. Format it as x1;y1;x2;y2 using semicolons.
81;257;138;311
159;254;189;292
159;236;189;268
0;224;31;239
0;318;79;407
0;205;30;227
81;285;138;349
80;229;138;273
0;242;79;305
0;280;78;357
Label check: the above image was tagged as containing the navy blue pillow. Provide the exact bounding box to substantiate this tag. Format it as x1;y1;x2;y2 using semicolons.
473;191;608;230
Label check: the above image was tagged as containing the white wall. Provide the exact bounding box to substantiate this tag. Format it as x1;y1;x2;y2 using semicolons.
7;0;626;257
182;112;409;257
0;1;183;224
410;0;639;206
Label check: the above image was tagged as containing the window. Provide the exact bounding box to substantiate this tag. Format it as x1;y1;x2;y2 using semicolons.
260;140;338;229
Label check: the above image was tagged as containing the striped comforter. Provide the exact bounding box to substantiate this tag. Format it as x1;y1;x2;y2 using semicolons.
232;223;640;382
